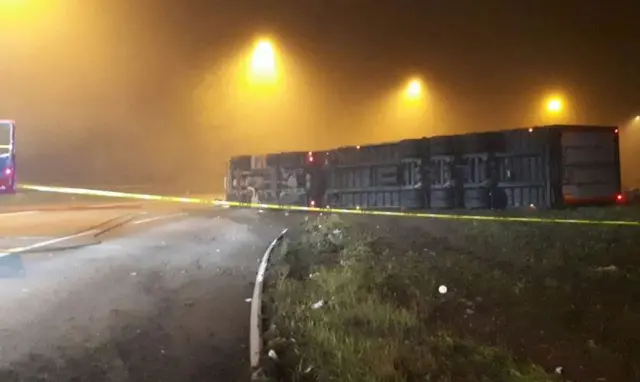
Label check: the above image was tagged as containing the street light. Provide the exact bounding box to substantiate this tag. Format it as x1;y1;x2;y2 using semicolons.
248;38;278;82
546;97;563;114
533;93;571;125
374;76;430;140
405;78;423;101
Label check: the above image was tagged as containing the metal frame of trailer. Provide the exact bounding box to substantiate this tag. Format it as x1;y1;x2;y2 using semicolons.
225;125;623;210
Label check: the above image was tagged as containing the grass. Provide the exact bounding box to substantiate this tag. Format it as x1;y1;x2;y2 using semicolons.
263;213;623;381
440;216;640;381
260;208;640;381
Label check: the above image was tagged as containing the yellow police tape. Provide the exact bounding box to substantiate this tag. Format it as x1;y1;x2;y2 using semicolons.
17;184;640;226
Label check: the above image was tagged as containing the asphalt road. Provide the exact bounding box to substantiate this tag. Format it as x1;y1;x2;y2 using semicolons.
0;200;297;381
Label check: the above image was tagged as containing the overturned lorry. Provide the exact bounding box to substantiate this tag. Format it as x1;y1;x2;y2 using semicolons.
225;125;623;210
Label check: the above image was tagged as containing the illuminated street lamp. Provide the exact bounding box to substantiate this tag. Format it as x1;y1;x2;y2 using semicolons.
376;76;430;139
248;38;278;83
534;93;571;125
546;97;563;114
405;78;423;101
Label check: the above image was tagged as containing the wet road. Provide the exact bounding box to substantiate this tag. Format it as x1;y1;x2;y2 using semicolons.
0;199;296;381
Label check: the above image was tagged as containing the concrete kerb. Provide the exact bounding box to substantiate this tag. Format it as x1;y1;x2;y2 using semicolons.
250;228;288;380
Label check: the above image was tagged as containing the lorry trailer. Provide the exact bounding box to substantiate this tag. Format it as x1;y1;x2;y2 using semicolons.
225;125;623;210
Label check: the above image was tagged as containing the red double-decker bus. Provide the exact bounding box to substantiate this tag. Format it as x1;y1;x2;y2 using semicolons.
0;119;16;193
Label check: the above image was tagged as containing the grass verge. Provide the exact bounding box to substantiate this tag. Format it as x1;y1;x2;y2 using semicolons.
260;212;640;381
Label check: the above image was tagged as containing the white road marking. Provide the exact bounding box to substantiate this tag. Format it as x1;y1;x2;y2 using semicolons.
0;212;184;258
131;213;186;226
0;229;97;258
0;211;38;217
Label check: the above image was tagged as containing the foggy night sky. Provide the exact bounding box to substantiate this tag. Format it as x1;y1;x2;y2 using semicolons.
1;0;639;192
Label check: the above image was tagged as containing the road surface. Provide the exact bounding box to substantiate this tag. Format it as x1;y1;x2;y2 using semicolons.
0;201;297;381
